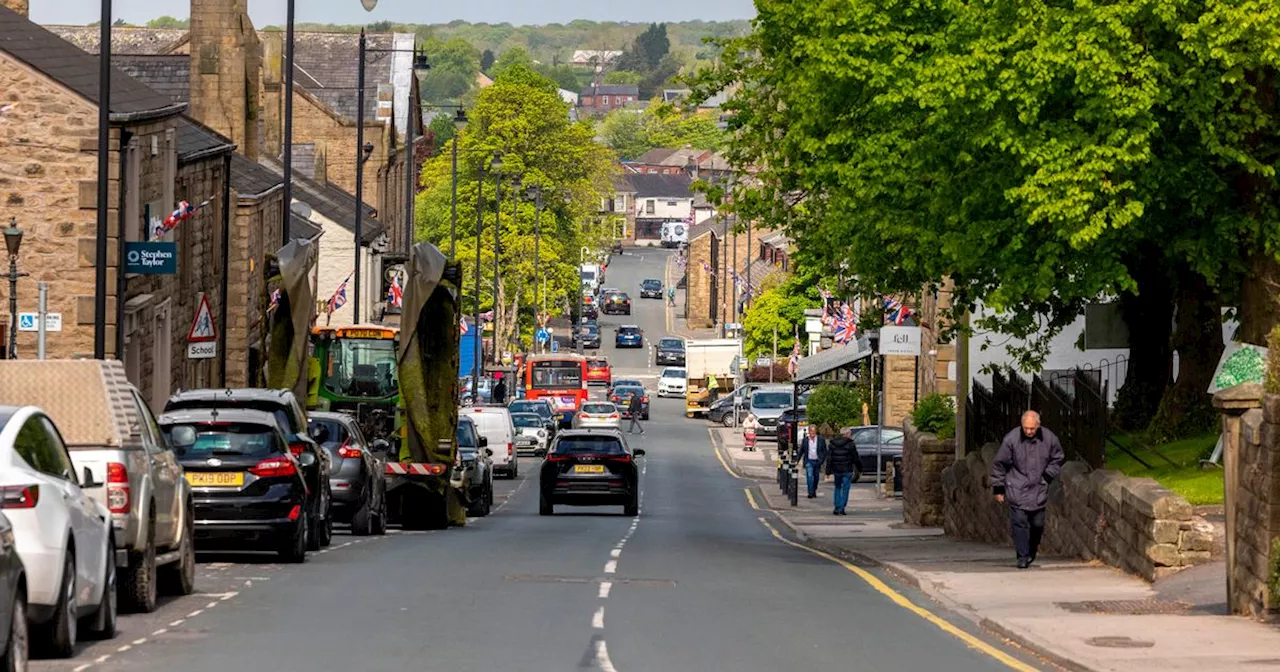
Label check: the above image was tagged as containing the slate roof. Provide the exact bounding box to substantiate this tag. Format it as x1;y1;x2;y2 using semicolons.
114;54;189;104
636;148;678;165
0;8;182;119
44;25;188;55
231;154;282;199
259;160;383;245
290;212;323;241
689;215;724;241
176;117;234;164
582;84;639;97
627;173;693;199
291;31;395;121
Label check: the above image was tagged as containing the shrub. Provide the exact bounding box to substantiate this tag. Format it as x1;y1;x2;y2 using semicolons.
1267;326;1280;395
912;393;956;440
805;384;864;434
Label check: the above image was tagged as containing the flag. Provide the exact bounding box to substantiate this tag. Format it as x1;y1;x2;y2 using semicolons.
479;310;494;322
460;316;469;335
327;272;352;314
268;288;281;314
151;196;216;241
788;325;801;377
883;297;913;325
386;274;403;308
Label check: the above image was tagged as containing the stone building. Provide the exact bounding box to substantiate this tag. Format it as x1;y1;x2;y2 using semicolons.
684;213;779;330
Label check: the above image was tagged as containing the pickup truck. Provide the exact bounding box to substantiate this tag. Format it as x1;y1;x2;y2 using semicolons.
0;360;195;613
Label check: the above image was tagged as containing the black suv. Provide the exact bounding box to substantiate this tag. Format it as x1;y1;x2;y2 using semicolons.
537;429;645;516
164;388;333;551
602;292;632;315
639;278;663;299
573;324;602;349
655;337;686;366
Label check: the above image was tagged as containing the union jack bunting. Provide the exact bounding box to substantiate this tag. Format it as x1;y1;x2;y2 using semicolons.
267;288;281;314
386;274;403;308
883;297;914;325
150;196;216;241
460;317;469;335
833;314;856;344
327;272;353;314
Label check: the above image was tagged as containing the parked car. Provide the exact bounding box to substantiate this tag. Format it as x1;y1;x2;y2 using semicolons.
537;429;645;516
580;301;599;320
612;378;644;390
158;409;311;563
615;325;644;348
164;389;332;551
586;358;612;387
655;337;686;366
307;412;389;536
460;406;519;479
602;292;632;315
777;408;807;456
844;426;906;482
0;511;26;669
508;399;557;436
511;413;550;456
707;383;768;427
609;385;649;420
460;377;494;405
749;387;795;440
639;278;663;299
0;405;117;657
0;359;195;613
574;324;602;350
456;417;493;517
657;368;687;398
573;402;622;430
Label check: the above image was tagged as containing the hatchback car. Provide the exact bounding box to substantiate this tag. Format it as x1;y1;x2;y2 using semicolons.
537;430;645;516
609;385;649;420
586;358;612;386
574;324;602;349
580;302;599;320
602;292;632;315
308;412;389;536
508;399;556;436
657;368;687;398
639;278;663;299
615;325;644;348
159;409;313;563
749;387;795;439
573;402;622;430
511;412;550;456
846;426;906;481
655;337;686;366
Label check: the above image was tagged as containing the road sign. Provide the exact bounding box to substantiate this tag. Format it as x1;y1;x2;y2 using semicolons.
755;357;772;368
124;242;177;275
880;325;922;356
550;339;559;353
187;295;217;343
535;328;550;344
17;313;61;332
187;341;217;359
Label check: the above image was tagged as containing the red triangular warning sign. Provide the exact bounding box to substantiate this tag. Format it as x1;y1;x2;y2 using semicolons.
187;294;218;343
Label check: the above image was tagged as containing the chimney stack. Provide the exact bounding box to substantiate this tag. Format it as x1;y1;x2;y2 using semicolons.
189;0;261;160
1;0;28;17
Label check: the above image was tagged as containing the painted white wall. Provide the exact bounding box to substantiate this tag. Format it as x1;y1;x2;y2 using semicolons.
636;196;693;219
308;206;379;327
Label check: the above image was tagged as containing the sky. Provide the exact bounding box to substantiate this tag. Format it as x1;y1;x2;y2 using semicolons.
33;0;757;27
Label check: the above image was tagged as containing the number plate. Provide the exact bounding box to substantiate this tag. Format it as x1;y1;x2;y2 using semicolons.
573;465;606;474
185;472;245;488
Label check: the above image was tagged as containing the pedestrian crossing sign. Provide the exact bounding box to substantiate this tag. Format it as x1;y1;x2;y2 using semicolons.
187;294;217;343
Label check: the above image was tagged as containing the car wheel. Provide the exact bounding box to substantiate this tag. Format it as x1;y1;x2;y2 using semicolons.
3;587;27;672
373;483;389;535
34;551;76;658
539;492;554;516
121;517;157;613
278;511;308;563
159;505;196;596
352;485;375;536
721;413;735;428
83;535;117;640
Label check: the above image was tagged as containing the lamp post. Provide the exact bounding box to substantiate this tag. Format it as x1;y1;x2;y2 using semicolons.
527;185;543;352
93;0;112;359
507;175;522;354
404;48;430;254
5;218;25;360
282;0;298;243
472;159;486;404
450;109;467;257
489;155;504;366
352;29;378;324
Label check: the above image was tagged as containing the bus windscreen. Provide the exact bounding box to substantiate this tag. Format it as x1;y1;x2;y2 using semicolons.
529;361;583;388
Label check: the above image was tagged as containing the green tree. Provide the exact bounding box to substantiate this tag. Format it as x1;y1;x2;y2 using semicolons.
598;110;648;161
146;16;188;29
604;71;643;86
535;63;581;92
490;47;534;79
805;385;866;435
598;101;726;159
480;49;495;73
617;23;670;73
420;38;479;104
740;283;806;360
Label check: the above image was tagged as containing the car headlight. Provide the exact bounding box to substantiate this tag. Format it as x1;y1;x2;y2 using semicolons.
537;429;546;439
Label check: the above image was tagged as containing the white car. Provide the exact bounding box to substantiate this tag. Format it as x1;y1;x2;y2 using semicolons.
0;405;117;657
460;407;519;479
510;412;549;456
573;402;622;430
657;368;687;398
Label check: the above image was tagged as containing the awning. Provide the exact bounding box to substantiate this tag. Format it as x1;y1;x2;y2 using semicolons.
794;338;875;385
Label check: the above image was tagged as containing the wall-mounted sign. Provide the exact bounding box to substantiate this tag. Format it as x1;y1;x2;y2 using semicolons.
125;242;177;275
187;294;217;343
880;326;922;357
17;313;61;332
187;341;217;359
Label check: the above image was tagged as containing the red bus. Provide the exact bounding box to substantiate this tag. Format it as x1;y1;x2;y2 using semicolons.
524;353;589;427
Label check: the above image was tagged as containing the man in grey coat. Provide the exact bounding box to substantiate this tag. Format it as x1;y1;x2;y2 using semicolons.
991;410;1065;569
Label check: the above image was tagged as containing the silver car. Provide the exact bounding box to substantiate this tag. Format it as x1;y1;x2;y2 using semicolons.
511;412;549;456
308;412;390;536
573;402;622;430
748;387;794;439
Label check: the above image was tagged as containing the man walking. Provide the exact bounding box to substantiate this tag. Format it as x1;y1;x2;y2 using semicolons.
491;376;507;405
824;428;860;515
626;392;645;434
991;410;1065;568
667;287;676;306
798;425;827;499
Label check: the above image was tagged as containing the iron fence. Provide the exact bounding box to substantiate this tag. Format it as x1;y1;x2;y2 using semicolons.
968;367;1107;468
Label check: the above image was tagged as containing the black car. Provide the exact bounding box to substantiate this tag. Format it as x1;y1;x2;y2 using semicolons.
0;511;26;669
536;429;645;516
158;409;312;562
777;408;807;456
164;388;333;551
655;337;686;366
308;411;389;535
457;417;494;517
508;399;557;436
573;324;602;349
848;426;906;482
639;278;663;299
609;385;650;420
602;292;632;315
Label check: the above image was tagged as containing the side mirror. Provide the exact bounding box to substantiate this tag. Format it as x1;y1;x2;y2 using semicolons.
370;439;391;454
297;452;318;468
81;466;102;488
533;447;547;457
478;436;489;448
485;448;494;457
632;448;646;457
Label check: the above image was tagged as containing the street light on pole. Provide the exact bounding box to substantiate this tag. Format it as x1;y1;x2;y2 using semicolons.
490;155;504;366
352;28;377;325
527;185;543;352
507;175;522;354
450;108;467;257
4;218;25;360
472;159;487;404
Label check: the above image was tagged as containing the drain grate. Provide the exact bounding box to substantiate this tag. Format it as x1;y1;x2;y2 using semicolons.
1057;598;1192;615
504;574;677;587
1085;636;1155;649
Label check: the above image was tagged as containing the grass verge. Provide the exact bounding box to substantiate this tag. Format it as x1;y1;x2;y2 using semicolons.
1105;432;1222;505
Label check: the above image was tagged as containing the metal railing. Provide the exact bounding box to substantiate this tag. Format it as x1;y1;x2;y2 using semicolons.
967;366;1108;468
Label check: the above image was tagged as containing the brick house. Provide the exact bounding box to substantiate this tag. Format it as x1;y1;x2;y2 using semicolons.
579;84;639;117
628;148;732;182
0;5;232;407
599;175;636;242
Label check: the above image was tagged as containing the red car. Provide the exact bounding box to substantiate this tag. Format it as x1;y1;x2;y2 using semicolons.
585;358;612;386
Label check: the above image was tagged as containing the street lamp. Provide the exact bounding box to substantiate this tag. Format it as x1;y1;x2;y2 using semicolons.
490;160;506;365
449;108;468;257
5;218;24;360
526;185;543;352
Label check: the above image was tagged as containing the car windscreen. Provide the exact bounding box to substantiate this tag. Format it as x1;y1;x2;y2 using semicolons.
581;403;616;414
642;280;661;289
752;391;793;409
659;339;683;349
553;436;626;455
162;423;280;458
587;359;607;368
614;387;643;398
662;369;685;378
307;418;350;447
512;414;543;428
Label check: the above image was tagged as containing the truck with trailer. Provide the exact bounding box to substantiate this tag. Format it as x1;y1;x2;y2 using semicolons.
683;338;742;417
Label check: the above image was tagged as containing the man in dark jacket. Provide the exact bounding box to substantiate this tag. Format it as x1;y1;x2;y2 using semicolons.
825;429;860;515
492;376;507;405
798;425;827;498
991;410;1066;568
626;393;645;434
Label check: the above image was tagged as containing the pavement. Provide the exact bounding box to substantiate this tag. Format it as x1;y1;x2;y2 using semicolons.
33;247;1044;672
711;426;1280;672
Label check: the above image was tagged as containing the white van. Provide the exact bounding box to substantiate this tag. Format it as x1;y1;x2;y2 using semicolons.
661;221;689;248
460;406;519;479
580;263;601;293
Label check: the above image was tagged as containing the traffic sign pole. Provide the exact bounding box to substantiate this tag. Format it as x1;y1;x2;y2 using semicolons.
37;282;46;360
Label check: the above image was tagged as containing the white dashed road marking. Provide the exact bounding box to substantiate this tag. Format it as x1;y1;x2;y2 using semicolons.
595;639;619;672
598;581;612;599
604;560;617;574
610;548;621;558
592;606;605;629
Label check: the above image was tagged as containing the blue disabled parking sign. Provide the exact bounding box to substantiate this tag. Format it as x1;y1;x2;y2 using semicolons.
17;314;35;330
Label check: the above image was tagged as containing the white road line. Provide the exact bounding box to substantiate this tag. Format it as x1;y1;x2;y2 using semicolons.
73;664;92;672
116;645;132;653
132;637;147;646
186;609;204;618
169;619;185;627
595;639;619;672
94;654;111;663
220;592;238;600
598;581;612;599
604;560;617;574
205;601;218;609
610;548;621;558
592;606;605;629
152;628;168;636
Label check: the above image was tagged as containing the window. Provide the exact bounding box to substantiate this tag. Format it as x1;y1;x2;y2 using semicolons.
14;415;74;480
616;195;626;212
635;220;662;239
667;201;678;207
151;300;172;411
456;420;478;450
308;418;351;447
162;423;281;459
131;390;165;454
553;435;625;455
645;200;655;215
602;96;610;106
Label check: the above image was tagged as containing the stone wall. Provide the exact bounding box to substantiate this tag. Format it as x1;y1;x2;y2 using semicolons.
686;231;715;328
189;0;261;160
942;444;1215;581
902;422;957;526
1215;384;1279;619
225;190;283;387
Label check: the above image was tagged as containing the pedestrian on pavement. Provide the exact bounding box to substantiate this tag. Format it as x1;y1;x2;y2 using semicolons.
667;287;676;306
991;410;1065;569
491;376;507;405
742;413;758;451
626;393;645;434
798;425;827;499
825;428;860;515
706;374;720;406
